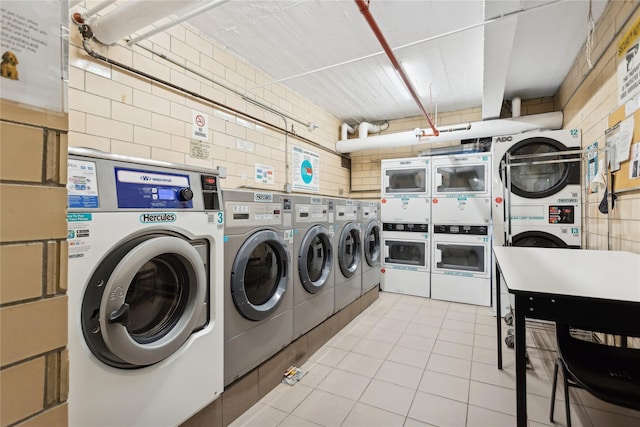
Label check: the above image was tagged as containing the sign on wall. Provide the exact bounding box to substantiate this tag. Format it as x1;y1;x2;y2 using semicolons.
0;1;66;111
255;163;274;184
292;145;320;192
191;110;209;141
617;15;640;105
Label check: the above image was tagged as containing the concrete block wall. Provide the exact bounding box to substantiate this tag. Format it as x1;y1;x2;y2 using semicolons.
68;2;349;197
0;101;69;426
558;0;640;253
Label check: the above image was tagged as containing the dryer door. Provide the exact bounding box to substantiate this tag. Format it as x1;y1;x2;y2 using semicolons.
81;234;208;368
363;221;381;268
298;225;333;294
231;229;290;321
501;137;580;199
511;231;568;248
338;222;361;278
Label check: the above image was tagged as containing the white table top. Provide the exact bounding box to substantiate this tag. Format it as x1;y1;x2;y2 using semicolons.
493;247;640;303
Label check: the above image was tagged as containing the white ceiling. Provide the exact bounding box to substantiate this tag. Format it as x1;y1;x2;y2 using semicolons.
183;1;607;125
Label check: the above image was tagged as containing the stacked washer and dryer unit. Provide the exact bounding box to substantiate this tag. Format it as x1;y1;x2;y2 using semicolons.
491;129;582;315
380;157;432;297
430;152;492;306
67;148;224;427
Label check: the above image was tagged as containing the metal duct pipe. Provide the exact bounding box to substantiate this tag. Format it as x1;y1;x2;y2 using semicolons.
354;0;439;136
358;121;389;138
91;0;200;45
512;97;521;118
335;111;563;153
341;123;356;141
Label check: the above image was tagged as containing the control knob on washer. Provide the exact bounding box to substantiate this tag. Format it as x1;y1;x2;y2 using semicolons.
178;187;194;201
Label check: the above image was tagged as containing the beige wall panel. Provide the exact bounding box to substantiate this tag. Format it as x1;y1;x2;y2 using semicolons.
0;123;44;183
0;243;43;304
1;185;67;242
0;296;67;367
0;357;45;426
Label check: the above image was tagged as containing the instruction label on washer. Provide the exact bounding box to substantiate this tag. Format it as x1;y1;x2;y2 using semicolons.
67;159;99;208
67;213;93;259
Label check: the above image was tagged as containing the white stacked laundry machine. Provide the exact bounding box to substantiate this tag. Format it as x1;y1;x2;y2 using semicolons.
430;152;492;306
380;157;431;297
491;129;582;314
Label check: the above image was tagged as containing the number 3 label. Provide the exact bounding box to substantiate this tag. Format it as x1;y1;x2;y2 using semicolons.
217;212;224;224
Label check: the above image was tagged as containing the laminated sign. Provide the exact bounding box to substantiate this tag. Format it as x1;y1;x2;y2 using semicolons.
292;145;320;192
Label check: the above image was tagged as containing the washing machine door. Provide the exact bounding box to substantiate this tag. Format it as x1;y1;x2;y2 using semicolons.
298;225;333;294
338;222;361;278
511;231;568;248
231;229;290;321
501;137;580;199
81;234;208;369
363;221;381;268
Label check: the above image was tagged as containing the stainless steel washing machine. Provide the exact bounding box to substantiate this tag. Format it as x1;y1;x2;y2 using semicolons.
222;189;294;386
359;200;381;294
333;198;362;312
292;195;335;338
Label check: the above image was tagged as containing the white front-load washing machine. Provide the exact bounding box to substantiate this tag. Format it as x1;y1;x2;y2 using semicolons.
491;129;582;229
67;148;224;427
222;189;294;386
333;198;362;312
360;200;381;294
292;195;334;338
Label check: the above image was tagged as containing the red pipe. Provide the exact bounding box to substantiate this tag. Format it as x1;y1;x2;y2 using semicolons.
355;0;439;136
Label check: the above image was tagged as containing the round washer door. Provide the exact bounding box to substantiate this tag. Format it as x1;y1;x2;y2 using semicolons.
298;225;333;294
338;222;361;278
231;229;290;321
363;221;381;268
81;234;208;368
501;137;579;199
511;231;568;248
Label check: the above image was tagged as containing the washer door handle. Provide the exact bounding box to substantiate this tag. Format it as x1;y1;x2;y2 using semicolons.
108;303;130;326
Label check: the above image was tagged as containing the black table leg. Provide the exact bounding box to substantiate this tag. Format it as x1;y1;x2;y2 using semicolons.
496;261;502;370
514;294;527;427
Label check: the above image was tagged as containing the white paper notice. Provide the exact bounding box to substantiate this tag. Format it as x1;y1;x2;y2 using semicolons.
0;2;65;111
630;143;640;179
292;145;320;192
615;117;634;170
255;163;274;185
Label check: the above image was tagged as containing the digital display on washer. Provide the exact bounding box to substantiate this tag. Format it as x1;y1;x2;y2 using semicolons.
115;167;193;209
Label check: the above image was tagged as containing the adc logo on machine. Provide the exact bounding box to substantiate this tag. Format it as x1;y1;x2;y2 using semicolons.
140;213;177;223
254;192;273;202
495;136;513;142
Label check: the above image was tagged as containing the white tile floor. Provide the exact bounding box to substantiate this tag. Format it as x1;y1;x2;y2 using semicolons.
230;292;640;427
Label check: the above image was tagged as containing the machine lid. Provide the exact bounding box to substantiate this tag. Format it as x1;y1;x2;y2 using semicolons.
511;230;568;248
298;225;333;294
501;137;579;199
364;221;381;268
338;222;361;278
81;234;208;368
231;229;290;321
